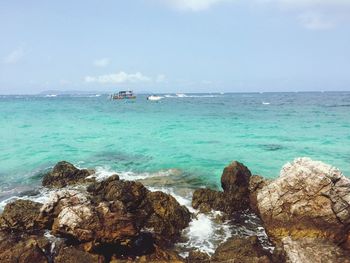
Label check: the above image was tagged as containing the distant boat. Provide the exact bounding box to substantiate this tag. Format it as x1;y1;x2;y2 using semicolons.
147;95;163;101
111;91;136;100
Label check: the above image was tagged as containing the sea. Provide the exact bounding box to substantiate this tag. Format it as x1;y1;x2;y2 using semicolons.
0;91;349;253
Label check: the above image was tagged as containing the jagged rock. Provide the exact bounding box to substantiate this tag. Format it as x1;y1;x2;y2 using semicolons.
46;190;137;244
88;176;191;246
257;158;350;246
192;188;224;213
276;237;350;263
249;175;269;214
211;236;272;263
144;191;191;246
0;232;50;263
0;199;47;232
87;175;148;212
42;161;94;188
221;161;251;193
135;245;184;263
186;250;210;262
55;246;101;263
192;161;252;214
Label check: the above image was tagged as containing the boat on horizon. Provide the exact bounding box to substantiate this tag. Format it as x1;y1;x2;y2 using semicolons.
111;91;136;100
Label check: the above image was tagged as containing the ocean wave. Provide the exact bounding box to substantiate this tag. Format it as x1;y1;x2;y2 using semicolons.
164;94;219;98
147;186;232;255
89;166;177;182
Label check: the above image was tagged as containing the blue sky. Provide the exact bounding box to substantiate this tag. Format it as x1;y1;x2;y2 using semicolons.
0;0;350;94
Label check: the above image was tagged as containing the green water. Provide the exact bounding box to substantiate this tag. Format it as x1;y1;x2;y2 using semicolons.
0;92;349;194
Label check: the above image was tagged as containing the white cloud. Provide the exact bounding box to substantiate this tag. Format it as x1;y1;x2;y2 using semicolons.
298;12;335;30
159;0;350;29
94;58;110;67
163;0;232;11
85;71;152;84
3;47;24;64
259;0;350;9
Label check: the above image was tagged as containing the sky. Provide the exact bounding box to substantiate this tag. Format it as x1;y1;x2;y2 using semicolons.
0;0;350;94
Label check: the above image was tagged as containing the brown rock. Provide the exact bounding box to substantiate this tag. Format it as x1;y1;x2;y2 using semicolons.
257;158;350;245
88;176;191;247
48;191;137;244
0;232;49;263
191;161;252;214
192;188;224;213
186;250;210;263
42;161;94;188
0;199;47;232
137;245;184;263
221;161;251;193
145;191;191;246
55;246;101;263
88;175;148;211
211;236;272;263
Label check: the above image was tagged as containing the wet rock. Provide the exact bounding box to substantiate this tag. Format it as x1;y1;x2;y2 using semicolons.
276;237;350;263
88;176;191;246
0;199;47;232
55;246;101;263
192;188;223;213
257;158;350;245
0;232;50;263
186;250;210;263
144;191;191;246
221;161;251;194
87;175;148;212
48;191;137;244
192;161;252;214
211;236;272;263
136;245;184;263
42;161;94;188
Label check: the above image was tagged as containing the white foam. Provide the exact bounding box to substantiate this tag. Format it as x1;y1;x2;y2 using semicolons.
90;167;175;182
164;94;219;98
148;186;232;255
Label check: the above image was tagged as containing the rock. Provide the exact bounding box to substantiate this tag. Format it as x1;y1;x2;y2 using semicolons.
42;161;94;188
192;188;224;213
87;175;148;212
55;246;101;263
48;191;137;244
186;250;210;263
221;161;251;193
144;191;191;246
276;237;350;263
211;236;272;263
88;176;191;246
191;161;252;214
257;158;350;245
136;245;184;263
0;232;50;263
0;199;47;232
249;175;269;214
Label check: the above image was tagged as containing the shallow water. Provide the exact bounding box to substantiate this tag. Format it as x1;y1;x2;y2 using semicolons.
1;92;349;193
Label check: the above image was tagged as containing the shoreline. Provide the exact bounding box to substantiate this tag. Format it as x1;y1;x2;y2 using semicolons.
1;157;350;262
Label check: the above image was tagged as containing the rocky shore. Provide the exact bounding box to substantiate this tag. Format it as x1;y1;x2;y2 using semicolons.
1;158;350;262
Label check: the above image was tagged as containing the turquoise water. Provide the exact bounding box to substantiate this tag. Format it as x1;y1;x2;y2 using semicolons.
0;92;350;196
